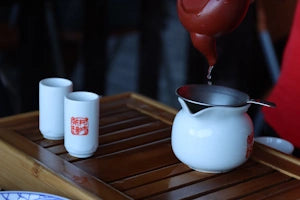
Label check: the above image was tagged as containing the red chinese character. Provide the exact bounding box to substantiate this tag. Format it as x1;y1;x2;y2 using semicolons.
246;132;254;159
71;117;89;135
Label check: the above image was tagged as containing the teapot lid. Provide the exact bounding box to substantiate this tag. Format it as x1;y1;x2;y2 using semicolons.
176;84;250;107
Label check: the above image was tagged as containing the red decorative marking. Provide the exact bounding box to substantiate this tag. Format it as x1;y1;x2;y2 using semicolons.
71;117;89;135
246;131;254;159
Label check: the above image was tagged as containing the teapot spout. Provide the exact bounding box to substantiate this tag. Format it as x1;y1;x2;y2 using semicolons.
178;97;208;115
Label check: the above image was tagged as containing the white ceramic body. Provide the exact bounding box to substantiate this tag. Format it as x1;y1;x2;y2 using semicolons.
255;136;294;154
39;78;73;140
64;91;100;158
171;98;254;173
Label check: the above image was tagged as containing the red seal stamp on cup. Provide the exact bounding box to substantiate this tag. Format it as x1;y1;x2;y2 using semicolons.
71;117;89;136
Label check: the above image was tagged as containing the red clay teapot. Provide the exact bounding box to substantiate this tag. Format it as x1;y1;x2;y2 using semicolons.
177;0;251;66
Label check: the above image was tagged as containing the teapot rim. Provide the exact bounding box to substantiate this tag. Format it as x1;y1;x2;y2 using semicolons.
176;84;250;108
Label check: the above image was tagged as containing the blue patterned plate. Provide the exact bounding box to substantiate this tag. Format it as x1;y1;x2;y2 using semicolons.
0;191;69;200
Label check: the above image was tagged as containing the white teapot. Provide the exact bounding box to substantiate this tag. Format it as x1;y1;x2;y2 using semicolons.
171;84;274;173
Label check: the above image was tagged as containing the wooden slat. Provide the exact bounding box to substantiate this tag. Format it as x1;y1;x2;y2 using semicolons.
74;140;178;182
46;144;66;155
100;93;131;114
240;179;300;200
100;110;144;126
100;116;156;135
263;185;300;199
100;121;168;144
126;171;216;199
127;93;177;125
111;163;192;190
252;142;300;179
37;138;63;148
138;163;274;200
0;111;39;129
17;128;43;141
97;127;171;157
0;129;130;200
193;172;291;200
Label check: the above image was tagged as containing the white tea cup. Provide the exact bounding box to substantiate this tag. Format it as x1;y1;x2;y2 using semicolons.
39;77;73;140
64;91;100;158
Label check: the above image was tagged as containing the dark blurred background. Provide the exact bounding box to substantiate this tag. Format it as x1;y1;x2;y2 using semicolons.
0;0;297;119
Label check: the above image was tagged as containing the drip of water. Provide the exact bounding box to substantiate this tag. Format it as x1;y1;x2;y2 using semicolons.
207;65;214;85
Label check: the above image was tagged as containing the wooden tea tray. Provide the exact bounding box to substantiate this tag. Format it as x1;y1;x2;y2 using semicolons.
0;92;299;199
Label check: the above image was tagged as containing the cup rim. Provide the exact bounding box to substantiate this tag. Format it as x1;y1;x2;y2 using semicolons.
66;91;99;102
40;77;73;88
